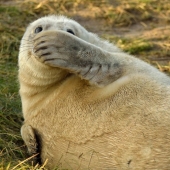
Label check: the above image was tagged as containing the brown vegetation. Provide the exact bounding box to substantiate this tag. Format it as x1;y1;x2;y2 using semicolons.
0;0;170;169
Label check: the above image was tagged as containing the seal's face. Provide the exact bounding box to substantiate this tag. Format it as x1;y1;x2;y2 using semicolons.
30;17;77;38
22;15;88;49
19;15;89;68
18;16;87;90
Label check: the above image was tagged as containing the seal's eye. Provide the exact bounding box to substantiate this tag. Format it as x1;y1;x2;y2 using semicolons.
35;26;43;33
67;29;75;35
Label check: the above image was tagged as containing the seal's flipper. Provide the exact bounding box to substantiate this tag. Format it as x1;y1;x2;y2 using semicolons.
21;124;41;165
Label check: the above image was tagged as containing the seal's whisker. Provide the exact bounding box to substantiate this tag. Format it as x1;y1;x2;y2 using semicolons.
19;48;32;54
21;41;33;44
21;38;34;42
20;40;32;43
33;35;49;41
19;46;32;50
20;43;33;47
20;43;32;46
26;55;31;62
20;44;32;47
20;45;32;47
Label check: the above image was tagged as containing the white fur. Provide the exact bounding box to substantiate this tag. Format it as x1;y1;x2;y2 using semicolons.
19;15;170;169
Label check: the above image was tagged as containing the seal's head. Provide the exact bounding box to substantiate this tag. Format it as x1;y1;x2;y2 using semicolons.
18;15;119;97
19;15;89;62
18;16;92;87
18;15;88;97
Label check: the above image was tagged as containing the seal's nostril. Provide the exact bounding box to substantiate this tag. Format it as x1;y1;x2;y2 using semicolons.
35;26;43;33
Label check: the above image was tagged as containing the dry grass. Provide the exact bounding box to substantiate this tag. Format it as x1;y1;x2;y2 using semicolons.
0;0;170;169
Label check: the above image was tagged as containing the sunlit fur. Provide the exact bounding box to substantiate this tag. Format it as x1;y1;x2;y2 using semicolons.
19;15;170;169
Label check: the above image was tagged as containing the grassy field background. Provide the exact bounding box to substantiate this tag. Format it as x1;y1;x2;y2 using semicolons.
0;0;170;169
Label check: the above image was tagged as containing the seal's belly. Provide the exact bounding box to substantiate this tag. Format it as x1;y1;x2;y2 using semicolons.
39;126;170;170
29;97;170;169
41;134;128;170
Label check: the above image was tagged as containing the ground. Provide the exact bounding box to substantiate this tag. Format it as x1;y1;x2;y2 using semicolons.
0;0;170;169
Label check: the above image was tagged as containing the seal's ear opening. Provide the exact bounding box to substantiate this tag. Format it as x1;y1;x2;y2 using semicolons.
67;29;75;35
35;26;43;34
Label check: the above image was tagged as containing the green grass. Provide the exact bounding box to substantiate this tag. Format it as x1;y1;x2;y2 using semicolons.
0;0;170;169
103;35;153;55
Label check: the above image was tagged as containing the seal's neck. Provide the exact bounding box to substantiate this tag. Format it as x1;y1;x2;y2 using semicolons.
18;55;68;97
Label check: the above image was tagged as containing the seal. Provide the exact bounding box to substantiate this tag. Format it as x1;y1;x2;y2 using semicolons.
19;15;170;169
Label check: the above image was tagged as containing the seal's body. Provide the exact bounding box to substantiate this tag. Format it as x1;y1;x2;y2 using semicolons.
19;15;170;169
